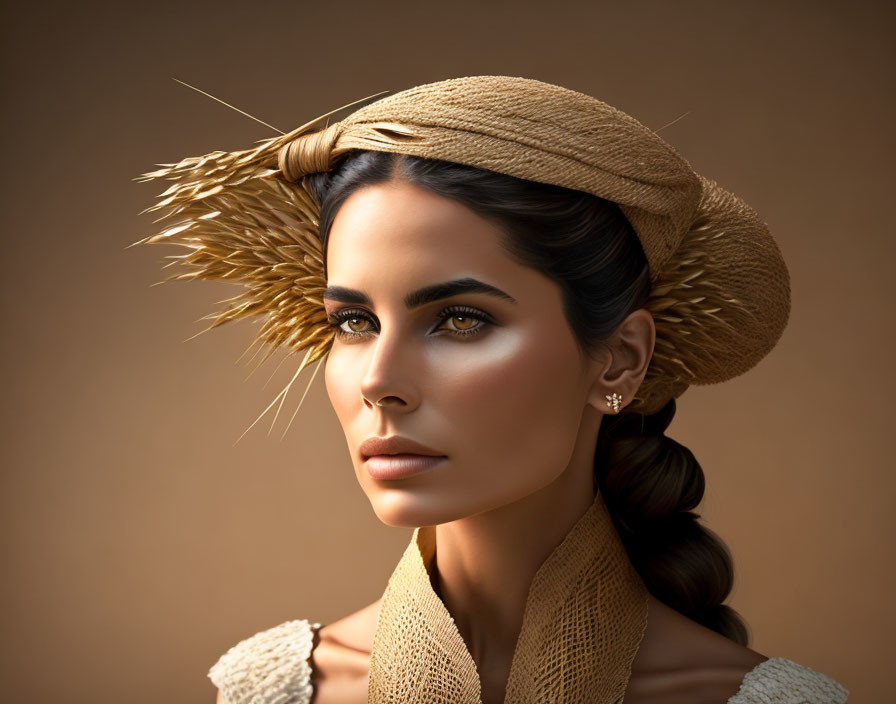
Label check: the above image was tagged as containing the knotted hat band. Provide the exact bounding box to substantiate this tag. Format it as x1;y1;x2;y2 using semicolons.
133;75;791;416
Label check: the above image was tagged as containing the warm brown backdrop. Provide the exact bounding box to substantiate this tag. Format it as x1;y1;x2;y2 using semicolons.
1;1;892;702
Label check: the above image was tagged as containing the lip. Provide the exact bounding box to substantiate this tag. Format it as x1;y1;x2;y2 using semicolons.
364;454;447;480
359;436;447;481
360;435;445;459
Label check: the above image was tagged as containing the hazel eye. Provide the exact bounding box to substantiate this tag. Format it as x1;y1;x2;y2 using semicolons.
434;305;494;337
326;309;377;339
344;317;372;333
442;314;479;332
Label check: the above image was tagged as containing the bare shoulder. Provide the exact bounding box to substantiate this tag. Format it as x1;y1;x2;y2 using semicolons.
624;596;769;704
318;596;382;653
214;604;381;704
310;597;381;704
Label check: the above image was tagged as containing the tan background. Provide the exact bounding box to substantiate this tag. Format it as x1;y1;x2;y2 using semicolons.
2;1;892;701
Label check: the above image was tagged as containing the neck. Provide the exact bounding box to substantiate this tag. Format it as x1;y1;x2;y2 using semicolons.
367;403;649;704
430;406;602;688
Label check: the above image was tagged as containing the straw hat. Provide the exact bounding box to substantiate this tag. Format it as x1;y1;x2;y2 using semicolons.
132;75;790;419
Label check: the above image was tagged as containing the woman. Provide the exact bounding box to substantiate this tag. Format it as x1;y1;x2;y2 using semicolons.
133;76;849;703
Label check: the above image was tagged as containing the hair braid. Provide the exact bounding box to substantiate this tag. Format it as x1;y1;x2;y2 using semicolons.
596;399;749;644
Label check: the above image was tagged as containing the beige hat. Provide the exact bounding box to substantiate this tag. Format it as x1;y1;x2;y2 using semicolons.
132;75;791;418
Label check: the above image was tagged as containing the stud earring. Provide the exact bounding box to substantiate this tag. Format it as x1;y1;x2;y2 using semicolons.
605;392;623;414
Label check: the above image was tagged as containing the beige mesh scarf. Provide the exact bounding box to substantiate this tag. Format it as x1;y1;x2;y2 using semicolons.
369;489;649;704
131;74;791;421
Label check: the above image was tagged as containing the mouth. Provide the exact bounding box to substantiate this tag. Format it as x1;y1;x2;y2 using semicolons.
358;435;447;480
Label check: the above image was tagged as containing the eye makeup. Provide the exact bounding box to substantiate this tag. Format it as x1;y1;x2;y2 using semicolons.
326;304;496;341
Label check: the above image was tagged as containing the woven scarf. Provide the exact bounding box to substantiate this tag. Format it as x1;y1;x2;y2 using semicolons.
367;489;649;704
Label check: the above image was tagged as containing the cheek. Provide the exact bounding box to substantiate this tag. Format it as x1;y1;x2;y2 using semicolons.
324;347;359;421
434;329;585;482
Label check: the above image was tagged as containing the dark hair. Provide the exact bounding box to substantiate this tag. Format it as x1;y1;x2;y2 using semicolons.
306;149;750;646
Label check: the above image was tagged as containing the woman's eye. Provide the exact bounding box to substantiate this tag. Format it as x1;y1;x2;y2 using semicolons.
327;310;376;338
326;306;493;341
439;312;484;335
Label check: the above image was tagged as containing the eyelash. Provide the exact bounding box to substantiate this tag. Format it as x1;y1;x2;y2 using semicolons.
326;305;494;341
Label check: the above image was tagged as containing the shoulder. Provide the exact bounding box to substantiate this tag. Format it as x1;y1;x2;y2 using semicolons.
310;598;381;703
208;618;320;704
727;657;850;704
210;600;381;704
625;596;769;704
626;597;849;704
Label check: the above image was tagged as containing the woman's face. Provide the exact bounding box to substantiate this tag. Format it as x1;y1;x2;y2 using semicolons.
323;179;603;527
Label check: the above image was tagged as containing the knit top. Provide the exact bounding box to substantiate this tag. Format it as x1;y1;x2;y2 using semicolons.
208;618;849;704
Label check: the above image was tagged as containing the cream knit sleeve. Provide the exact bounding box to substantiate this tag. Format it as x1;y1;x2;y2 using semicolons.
208;619;322;704
727;657;849;703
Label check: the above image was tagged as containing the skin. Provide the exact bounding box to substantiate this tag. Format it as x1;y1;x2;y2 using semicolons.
217;178;768;704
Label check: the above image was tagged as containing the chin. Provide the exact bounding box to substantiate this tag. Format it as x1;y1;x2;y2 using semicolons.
364;483;522;528
364;487;475;528
367;492;449;528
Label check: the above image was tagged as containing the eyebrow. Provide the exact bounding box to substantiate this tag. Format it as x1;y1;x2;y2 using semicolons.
323;277;518;309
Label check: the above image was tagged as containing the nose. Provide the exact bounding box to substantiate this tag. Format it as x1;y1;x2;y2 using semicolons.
359;325;420;412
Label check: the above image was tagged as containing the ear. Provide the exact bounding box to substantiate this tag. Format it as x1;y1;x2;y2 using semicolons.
584;308;656;414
